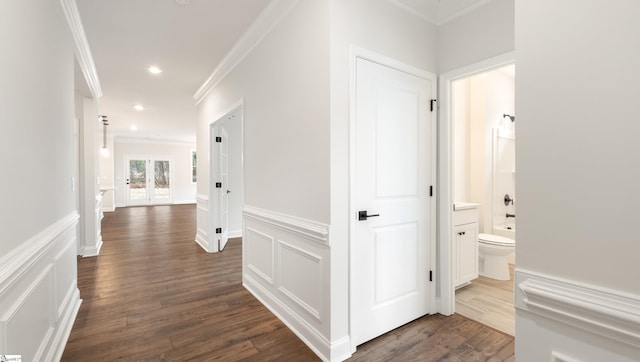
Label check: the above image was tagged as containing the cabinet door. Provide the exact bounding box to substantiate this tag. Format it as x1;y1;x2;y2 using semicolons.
455;223;478;286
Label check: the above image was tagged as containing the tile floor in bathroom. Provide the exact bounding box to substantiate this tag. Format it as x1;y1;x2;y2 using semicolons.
455;264;515;336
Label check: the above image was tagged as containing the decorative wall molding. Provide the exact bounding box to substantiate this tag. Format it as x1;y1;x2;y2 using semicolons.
244;276;333;360
0;212;81;361
246;227;275;285
278;240;322;320
515;269;640;349
196;194;208;208
195;194;211;252
243;206;341;360
243;206;329;245
0;213;79;296
193;0;300;104
59;0;102;99
47;287;81;362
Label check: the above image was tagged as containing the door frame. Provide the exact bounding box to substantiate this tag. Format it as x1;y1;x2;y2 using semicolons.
438;51;515;315
209;100;244;252
349;47;437;350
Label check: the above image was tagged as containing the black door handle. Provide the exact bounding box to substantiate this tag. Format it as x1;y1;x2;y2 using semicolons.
358;210;380;221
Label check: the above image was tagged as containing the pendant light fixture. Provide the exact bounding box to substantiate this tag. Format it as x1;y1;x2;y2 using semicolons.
100;115;109;157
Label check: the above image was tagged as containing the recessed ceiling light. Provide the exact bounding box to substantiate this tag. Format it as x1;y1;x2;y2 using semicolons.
134;105;144;111
148;66;162;74
130;125;138;131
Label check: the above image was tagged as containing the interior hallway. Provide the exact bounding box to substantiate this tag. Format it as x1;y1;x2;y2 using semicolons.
62;204;514;361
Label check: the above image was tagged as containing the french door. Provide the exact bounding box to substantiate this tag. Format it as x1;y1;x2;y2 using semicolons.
125;155;173;206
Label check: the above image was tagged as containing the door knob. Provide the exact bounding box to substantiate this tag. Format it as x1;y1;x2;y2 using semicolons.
358;210;380;221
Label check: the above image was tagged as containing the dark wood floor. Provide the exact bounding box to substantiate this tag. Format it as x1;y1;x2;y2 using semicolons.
62;204;514;361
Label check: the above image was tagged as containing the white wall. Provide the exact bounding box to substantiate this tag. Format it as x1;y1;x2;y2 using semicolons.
196;1;334;358
78;97;103;256
0;0;82;359
113;139;197;206
516;1;640;360
196;2;330;223
99;135;115;212
452;78;470;202
437;0;514;73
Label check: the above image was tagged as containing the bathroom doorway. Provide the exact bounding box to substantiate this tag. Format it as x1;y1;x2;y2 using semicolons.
438;53;515;335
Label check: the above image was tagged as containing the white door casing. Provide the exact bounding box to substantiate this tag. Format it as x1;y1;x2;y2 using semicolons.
438;52;515;315
352;55;437;346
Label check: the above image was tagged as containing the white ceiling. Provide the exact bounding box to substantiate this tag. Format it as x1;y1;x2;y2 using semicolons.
76;0;270;143
75;0;492;143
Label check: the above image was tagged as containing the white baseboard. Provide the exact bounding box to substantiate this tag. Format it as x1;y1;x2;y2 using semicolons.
515;269;640;349
195;227;212;253
47;288;82;362
244;275;333;361
102;206;115;212
81;236;103;257
228;230;242;238
174;199;196;205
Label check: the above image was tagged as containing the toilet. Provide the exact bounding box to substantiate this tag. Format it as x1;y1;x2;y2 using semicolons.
478;233;515;281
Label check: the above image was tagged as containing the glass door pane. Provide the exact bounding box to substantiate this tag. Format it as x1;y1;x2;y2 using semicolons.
153;160;170;200
129;159;147;201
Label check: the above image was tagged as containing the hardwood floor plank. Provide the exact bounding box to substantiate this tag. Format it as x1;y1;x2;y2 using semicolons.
62;204;513;361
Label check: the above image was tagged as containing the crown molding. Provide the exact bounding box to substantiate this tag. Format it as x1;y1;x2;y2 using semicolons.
60;0;102;99
386;0;496;26
385;0;438;24
437;0;495;25
193;0;299;104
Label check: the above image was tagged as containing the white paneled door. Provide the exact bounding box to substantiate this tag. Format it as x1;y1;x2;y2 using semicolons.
353;57;436;346
212;125;230;251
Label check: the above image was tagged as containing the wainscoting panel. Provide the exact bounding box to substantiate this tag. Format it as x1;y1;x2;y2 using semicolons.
246;227;275;285
0;212;82;361
243;206;332;360
515;269;640;359
278;240;323;321
195;194;210;251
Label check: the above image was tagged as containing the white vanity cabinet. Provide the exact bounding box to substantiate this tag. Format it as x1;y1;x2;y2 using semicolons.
453;203;479;288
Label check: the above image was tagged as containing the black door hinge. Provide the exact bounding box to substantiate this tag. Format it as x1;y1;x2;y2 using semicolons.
429;270;433;282
430;99;437;112
215;182;222;188
216;228;222;234
430;186;433;197
215;136;222;143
